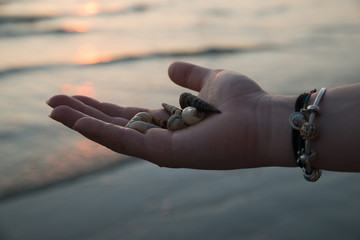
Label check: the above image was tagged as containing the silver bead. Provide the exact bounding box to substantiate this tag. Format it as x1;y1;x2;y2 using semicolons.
306;104;320;113
289;112;306;130
300;122;318;140
303;168;322;182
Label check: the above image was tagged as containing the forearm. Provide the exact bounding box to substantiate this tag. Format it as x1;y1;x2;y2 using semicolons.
267;83;360;172
311;83;360;172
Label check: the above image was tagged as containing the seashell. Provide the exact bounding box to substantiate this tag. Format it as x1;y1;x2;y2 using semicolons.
167;114;186;131
162;103;182;116
125;112;152;128
181;106;204;125
151;114;167;129
126;121;160;133
179;92;221;113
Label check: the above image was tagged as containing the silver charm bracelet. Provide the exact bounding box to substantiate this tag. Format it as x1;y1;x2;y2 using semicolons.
289;88;326;182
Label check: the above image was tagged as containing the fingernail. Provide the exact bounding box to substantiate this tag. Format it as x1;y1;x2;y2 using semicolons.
168;62;175;78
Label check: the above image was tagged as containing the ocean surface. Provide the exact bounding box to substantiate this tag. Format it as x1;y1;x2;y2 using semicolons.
0;0;360;200
1;0;360;239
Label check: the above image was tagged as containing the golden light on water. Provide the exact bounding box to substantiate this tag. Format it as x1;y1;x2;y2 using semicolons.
61;81;97;98
76;1;100;16
24;139;120;185
63;22;90;33
74;44;112;65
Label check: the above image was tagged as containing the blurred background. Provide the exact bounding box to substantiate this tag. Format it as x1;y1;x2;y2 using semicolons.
0;0;359;239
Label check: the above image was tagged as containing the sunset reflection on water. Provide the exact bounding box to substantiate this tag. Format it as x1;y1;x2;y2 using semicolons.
76;1;100;16
43;138;117;174
63;22;90;33
0;137;124;199
61;81;97;98
74;45;112;65
34;139;119;187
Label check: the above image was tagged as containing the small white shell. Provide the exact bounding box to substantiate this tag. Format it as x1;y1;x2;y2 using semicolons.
126;121;160;133
167;114;186;131
132;112;152;123
181;106;204;125
125;112;159;133
125;112;152;128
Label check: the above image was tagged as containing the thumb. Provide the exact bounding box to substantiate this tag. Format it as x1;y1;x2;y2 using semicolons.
168;61;212;92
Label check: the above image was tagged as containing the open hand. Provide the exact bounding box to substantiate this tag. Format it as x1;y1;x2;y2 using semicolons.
47;61;280;170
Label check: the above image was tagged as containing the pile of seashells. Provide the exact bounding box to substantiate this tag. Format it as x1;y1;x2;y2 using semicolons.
125;92;221;133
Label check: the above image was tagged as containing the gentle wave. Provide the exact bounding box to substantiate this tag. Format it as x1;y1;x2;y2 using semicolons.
0;28;85;38
0;45;274;76
0;3;150;24
0;157;137;202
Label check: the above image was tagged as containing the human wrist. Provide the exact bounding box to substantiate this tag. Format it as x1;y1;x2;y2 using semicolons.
257;84;360;173
262;94;298;168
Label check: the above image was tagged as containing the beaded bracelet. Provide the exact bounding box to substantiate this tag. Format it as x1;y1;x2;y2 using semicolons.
289;88;326;182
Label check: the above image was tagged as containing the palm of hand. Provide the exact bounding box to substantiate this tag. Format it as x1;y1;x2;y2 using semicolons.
48;62;268;170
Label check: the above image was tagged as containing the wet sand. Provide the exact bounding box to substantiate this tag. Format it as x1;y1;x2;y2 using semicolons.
0;160;359;240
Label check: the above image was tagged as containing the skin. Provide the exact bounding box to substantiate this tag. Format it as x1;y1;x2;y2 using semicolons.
47;61;360;172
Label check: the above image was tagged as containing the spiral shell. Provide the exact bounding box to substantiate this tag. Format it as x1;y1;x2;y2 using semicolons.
151;115;167;128
162;103;182;116
167;114;186;131
181;106;204;125
179;92;221;113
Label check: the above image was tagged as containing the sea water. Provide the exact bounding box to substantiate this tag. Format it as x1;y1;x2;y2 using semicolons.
0;0;359;198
